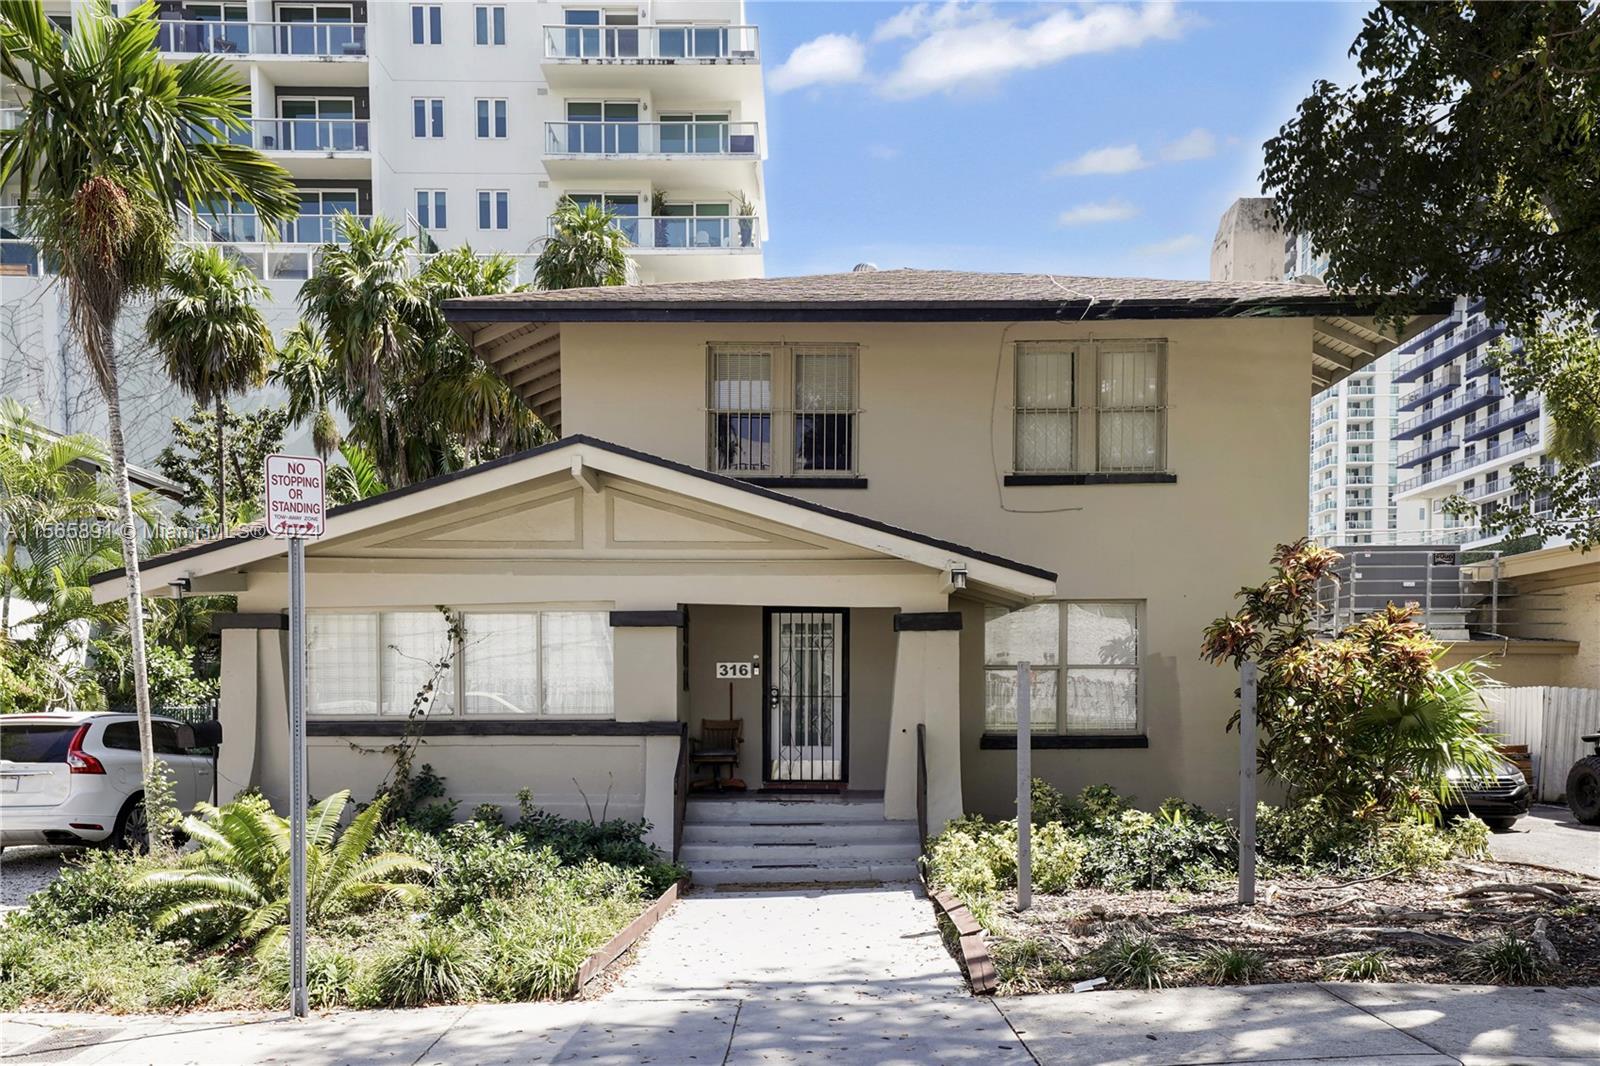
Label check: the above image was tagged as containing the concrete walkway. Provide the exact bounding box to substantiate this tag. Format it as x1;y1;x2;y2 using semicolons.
1487;804;1599;878
3;885;1598;1065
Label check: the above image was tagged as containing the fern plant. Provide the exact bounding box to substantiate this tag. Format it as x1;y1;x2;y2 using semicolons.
139;790;430;955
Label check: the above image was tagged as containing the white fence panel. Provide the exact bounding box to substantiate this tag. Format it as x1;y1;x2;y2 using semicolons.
1481;686;1600;801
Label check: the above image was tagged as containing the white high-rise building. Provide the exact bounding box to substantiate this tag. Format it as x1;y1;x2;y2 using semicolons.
1;0;768;463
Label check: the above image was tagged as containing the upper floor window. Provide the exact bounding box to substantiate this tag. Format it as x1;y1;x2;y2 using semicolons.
474;4;505;45
476;98;508;140
413;98;444;138
415;190;447;230
1012;340;1167;475
478;190;509;230
411;4;442;44
707;343;858;479
984;602;1142;736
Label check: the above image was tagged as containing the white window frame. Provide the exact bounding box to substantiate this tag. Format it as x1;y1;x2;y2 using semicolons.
706;342;860;479
474;3;505;45
478;189;510;230
983;601;1144;736
412;97;444;139
411;3;442;44
306;608;615;720
476;98;509;140
414;189;447;230
1010;339;1169;475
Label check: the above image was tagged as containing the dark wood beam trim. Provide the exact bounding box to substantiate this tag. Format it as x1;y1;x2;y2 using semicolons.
980;733;1149;750
740;476;868;490
894;611;962;632
1003;472;1178;486
210;612;288;632
308;719;682;737
609;609;687;628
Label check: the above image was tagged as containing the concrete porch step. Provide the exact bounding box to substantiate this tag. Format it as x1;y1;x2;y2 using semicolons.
685;797;889;824
685;859;920;887
680;821;917;846
679;840;922;865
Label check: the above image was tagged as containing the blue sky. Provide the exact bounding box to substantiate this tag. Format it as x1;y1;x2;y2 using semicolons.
750;1;1369;279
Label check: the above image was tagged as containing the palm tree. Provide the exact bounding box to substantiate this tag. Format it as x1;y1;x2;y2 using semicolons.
139;790;430;956
147;246;274;535
270;322;342;461
0;0;297;841
327;442;388;503
535;198;629;290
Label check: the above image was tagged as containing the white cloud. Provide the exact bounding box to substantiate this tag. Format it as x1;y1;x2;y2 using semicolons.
880;2;1188;100
1160;128;1218;162
1135;234;1201;257
1057;200;1139;226
769;34;867;94
1054;145;1149;177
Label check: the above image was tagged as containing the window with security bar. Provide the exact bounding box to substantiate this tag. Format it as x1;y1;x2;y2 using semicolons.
983;602;1142;735
1011;340;1167;474
708;343;859;478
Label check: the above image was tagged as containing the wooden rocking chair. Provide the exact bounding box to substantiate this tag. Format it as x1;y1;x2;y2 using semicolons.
691;717;745;791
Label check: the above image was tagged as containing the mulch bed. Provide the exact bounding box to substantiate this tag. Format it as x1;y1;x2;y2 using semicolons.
986;860;1600;993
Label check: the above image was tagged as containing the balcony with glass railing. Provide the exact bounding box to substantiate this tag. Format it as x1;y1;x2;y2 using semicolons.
154;19;366;58
1393;323;1506;383
1397;434;1461;469
545;121;759;158
1346;384;1377;396
550;214;760;253
1346;429;1377;442
1315;498;1338;514
1462;397;1541;442
1465;337;1521;378
542;23;758;62
1395;380;1502;439
1397;369;1460;413
1394;430;1542;494
248;118;369;153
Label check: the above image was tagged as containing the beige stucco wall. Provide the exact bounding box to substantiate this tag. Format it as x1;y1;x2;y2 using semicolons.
557;318;1315;814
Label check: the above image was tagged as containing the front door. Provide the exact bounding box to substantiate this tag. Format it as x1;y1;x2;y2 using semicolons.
765;609;848;783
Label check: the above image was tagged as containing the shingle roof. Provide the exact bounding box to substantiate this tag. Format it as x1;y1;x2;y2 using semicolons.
442;268;1382;322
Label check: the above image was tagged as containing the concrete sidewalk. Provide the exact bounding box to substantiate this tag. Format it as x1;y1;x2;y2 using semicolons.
2;885;1597;1065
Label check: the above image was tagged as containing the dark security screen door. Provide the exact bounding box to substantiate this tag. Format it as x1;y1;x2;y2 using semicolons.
766;610;847;783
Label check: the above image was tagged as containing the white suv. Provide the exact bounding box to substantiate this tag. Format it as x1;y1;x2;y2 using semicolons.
0;712;217;850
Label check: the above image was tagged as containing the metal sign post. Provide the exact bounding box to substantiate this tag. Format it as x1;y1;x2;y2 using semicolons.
265;454;325;1019
1238;661;1258;907
1016;661;1032;912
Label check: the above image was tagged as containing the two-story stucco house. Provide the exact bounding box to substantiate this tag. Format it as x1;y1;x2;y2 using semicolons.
92;269;1438;881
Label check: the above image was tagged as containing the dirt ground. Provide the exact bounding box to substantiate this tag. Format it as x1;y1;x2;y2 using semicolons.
988;859;1600;992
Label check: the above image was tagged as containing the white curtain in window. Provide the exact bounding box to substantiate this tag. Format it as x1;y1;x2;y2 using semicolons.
381;611;455;716
541;611;613;716
462;613;538;714
1097;342;1163;471
1066;602;1137;665
307;614;377;716
1015;344;1075;472
984;604;1060;730
1065;602;1138;733
984;668;1058;731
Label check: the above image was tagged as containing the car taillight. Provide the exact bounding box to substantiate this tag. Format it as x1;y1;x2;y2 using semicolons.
66;725;105;774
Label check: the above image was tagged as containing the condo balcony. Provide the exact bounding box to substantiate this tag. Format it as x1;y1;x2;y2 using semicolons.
247;118;370;178
155;19;368;83
541;23;760;94
1397;434;1461;469
544;121;760;182
1397;369;1461;412
1393;323;1506;383
1394;380;1502;440
1465;338;1522;378
550;214;761;254
1394;430;1542;495
1462;397;1541;442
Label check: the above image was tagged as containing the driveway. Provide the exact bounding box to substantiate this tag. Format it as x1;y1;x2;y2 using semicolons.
3;885;1599;1065
1488;804;1599;878
0;845;69;915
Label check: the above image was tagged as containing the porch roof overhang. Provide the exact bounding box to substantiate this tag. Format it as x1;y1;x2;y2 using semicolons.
89;436;1056;605
443;270;1452;428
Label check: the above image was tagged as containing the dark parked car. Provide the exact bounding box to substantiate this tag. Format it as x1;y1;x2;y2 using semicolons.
1443;756;1531;831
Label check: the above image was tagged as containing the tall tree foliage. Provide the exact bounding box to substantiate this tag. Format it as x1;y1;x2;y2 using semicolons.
155;402;290;529
292;216;549;487
534;198;629;290
0;0;297;836
147;246;275;534
1261;2;1600;548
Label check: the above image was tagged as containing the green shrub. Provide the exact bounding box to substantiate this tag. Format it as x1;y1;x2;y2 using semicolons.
991;936;1076;991
926;816;1017;901
1089;932;1174;989
481;866;645;1000
2;919;199;1012
366;928;486;1007
12;849;164;934
1256;798;1380;873
1325;950;1392;982
1192;945;1269;985
1078;804;1234;892
1373;818;1456;876
422;822;564;919
1458;933;1550;985
1031;823;1088;893
1447;815;1492;860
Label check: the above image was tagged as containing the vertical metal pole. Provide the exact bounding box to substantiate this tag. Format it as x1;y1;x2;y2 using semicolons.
1238;662;1258;906
288;536;308;1019
1016;661;1032;912
1424;550;1434;632
1491;552;1501;636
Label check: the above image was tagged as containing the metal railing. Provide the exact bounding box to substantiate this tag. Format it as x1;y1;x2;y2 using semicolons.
178;211;371;244
1463;397;1542;442
1395;430;1542;493
1395;380;1501;437
1399;370;1460;412
1397;434;1460;468
542;23;758;61
249;118;369;153
545;120;759;157
1393;323;1506;382
1346;429;1377;441
1346;384;1377;396
155;18;367;57
551;214;760;251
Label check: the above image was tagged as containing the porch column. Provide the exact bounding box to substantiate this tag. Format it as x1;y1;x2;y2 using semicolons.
611;609;685;852
210;613;286;804
884;611;963;832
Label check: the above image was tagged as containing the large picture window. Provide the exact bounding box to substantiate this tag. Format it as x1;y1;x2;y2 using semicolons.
984;602;1142;735
307;609;613;718
707;343;858;478
1011;340;1167;474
